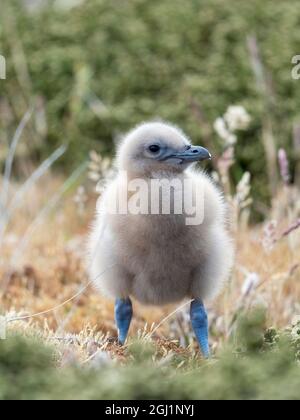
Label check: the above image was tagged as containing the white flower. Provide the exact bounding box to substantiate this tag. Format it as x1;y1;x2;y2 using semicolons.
88;150;114;190
290;319;300;341
224;105;251;132
236;172;251;205
213;117;237;146
241;272;260;297
291;315;300;327
73;186;88;215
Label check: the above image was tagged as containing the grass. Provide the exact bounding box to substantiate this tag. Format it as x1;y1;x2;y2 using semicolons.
0;171;299;399
1;313;300;400
1;175;299;337
0;100;300;399
0;0;299;399
2;0;300;211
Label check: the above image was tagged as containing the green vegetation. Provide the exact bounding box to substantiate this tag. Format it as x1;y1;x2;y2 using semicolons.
1;1;299;401
1;0;300;205
1;312;299;400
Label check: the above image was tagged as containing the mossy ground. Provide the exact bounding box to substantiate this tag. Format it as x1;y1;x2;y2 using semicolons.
1;311;299;400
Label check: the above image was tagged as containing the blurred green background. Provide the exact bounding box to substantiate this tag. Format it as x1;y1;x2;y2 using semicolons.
0;0;300;209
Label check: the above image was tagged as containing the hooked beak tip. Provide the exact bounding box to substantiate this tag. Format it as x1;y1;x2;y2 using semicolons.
193;146;212;162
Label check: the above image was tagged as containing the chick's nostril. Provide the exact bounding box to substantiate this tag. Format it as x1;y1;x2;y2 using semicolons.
193;149;199;154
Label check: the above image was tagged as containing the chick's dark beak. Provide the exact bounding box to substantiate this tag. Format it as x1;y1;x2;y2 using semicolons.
172;146;212;163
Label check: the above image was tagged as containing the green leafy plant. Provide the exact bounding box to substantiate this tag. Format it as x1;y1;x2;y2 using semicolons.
1;0;300;209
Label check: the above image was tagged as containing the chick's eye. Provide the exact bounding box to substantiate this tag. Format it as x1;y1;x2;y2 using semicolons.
148;145;161;154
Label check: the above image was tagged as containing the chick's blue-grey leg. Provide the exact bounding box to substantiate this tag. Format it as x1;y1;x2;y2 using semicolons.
115;297;133;345
190;299;210;358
